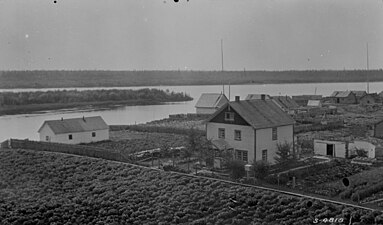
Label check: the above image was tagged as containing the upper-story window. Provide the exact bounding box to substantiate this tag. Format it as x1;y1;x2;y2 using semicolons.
218;128;225;139
68;134;73;140
224;112;234;121
234;130;241;141
92;132;96;137
272;127;278;140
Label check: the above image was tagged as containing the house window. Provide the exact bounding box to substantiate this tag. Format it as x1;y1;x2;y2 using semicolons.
236;150;248;162
218;128;225;139
224;112;234;121
68;134;73;140
272;127;278;140
45;136;50;141
234;130;241;141
262;149;268;162
92;132;96;137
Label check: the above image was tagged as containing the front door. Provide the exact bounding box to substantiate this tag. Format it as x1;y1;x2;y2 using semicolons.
326;144;334;156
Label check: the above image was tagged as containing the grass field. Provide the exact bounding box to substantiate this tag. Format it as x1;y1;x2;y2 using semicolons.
1;149;382;225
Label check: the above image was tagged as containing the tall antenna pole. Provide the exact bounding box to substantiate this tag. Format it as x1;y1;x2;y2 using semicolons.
367;43;370;94
221;39;224;72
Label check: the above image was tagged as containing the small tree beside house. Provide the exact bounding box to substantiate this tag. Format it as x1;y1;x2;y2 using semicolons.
274;141;295;167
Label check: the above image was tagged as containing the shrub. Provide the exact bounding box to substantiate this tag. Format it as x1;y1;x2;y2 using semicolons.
226;160;246;180
252;161;270;179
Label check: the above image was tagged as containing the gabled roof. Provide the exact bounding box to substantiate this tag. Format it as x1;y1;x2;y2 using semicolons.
351;90;367;98
270;96;299;109
245;94;271;100
330;91;353;98
207;99;295;129
292;95;322;100
211;139;232;150
195;93;228;108
38;116;108;134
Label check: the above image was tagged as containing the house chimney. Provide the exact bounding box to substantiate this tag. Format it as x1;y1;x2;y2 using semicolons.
261;94;266;100
235;96;240;102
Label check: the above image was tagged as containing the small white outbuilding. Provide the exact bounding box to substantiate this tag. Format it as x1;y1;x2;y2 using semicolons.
314;139;375;158
38;116;109;144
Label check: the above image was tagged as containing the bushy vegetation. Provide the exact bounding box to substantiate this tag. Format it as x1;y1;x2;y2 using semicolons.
330;167;383;203
267;159;370;197
0;88;192;106
1;149;380;225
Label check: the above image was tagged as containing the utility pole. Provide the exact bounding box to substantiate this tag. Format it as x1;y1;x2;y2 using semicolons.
367;43;370;94
221;39;224;72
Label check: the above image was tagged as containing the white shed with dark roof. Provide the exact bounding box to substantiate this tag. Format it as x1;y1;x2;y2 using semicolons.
38;116;109;144
195;93;229;114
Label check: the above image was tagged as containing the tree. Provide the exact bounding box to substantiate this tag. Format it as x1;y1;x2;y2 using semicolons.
274;141;294;166
252;161;270;179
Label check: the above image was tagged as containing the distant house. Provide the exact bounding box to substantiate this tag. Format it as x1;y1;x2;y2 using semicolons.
270;96;299;114
245;94;271;100
374;120;383;139
328;91;357;104
350;91;367;103
38;116;109;144
292;95;322;106
195;93;229;114
359;93;381;105
307;100;322;107
206;96;295;164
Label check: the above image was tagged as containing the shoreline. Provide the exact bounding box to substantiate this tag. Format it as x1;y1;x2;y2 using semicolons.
0;100;180;116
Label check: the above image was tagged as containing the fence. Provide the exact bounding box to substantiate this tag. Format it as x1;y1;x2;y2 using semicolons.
294;120;344;133
110;124;205;136
4;139;131;163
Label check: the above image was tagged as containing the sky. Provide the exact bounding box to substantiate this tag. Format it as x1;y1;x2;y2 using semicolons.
0;0;382;71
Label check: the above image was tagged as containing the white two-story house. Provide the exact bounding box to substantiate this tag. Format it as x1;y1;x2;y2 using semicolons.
206;95;295;164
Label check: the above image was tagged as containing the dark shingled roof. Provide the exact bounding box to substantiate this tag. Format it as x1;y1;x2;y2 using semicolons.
38;116;108;134
351;90;367;98
271;96;299;109
330;91;353;98
208;99;295;129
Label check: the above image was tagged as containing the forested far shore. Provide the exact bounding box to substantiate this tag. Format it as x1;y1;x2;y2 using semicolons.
0;88;192;106
0;70;383;88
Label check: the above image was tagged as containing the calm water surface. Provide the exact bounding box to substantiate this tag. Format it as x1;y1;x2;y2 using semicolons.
1;82;381;141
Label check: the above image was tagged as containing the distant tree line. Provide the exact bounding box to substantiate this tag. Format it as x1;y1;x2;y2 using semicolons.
0;88;193;106
1;70;383;88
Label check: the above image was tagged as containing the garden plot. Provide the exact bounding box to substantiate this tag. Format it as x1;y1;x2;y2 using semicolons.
1;149;382;225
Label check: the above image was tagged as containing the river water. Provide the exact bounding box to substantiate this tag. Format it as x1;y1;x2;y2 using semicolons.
1;82;381;141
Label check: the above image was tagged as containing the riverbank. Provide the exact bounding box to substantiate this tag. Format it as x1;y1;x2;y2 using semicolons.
1;70;382;89
0;88;192;116
0;99;165;116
